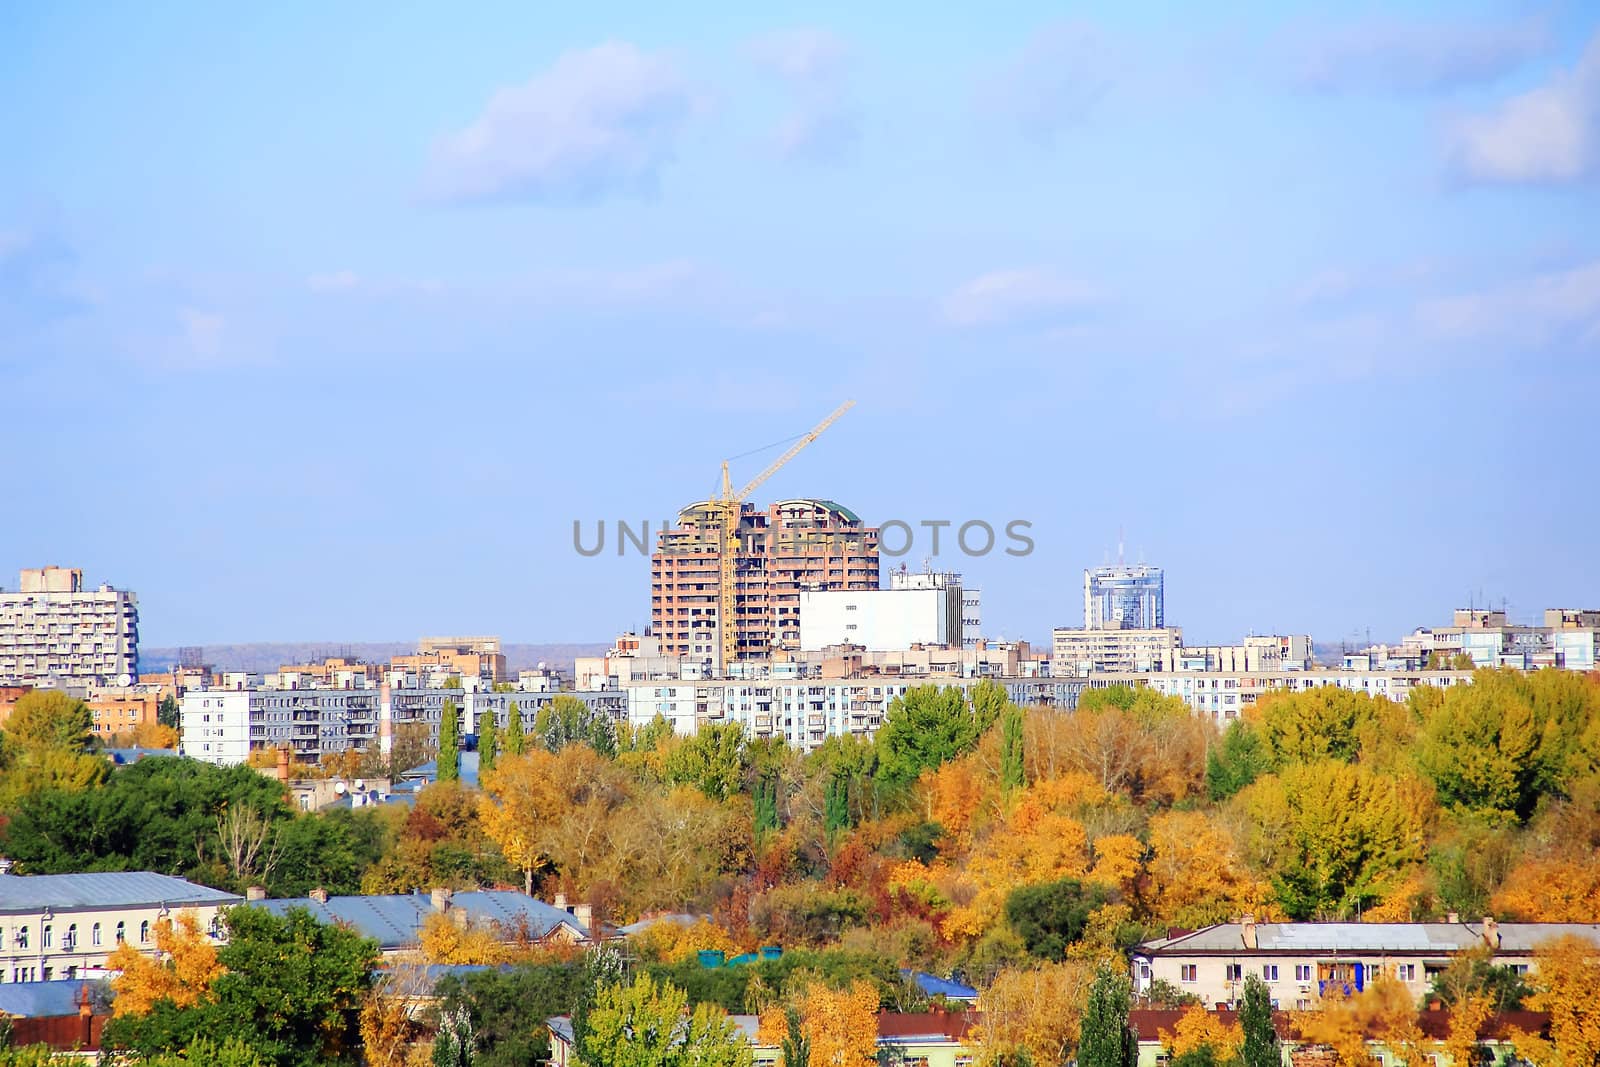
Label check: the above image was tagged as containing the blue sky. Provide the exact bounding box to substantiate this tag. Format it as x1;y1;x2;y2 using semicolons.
4;2;1598;649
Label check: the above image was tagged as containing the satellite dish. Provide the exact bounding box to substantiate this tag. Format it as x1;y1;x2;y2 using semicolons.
334;782;347;794
538;661;547;671
353;779;365;791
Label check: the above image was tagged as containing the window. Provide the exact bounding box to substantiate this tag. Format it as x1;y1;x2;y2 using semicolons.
92;923;102;947
1181;964;1197;982
15;927;28;950
115;921;125;944
43;925;52;949
64;924;76;950
1225;964;1243;981
1262;965;1279;981
1295;965;1313;982
1397;964;1416;982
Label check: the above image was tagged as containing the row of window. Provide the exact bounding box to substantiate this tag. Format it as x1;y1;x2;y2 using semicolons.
1179;963;1420;983
4;919;145;952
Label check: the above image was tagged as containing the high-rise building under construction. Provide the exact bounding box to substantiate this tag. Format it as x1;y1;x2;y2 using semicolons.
651;498;879;662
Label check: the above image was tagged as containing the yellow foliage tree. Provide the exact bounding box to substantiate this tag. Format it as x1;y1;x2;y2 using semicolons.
1086;834;1143;894
975;960;1095;1067
108;911;223;1016
939;787;1090;941
634;917;741;964
790;980;879;1067
1493;855;1600;921
1161;1004;1243;1061
1147;809;1277;926
1440;993;1492;1067
416;911;508;966
1511;935;1600;1067
917;757;990;851
1296;978;1425;1067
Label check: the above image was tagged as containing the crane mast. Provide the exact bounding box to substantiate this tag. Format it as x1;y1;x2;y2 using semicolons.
714;401;855;673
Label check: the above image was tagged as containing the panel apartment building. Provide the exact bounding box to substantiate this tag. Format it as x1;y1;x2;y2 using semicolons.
0;567;139;686
651;498;879;663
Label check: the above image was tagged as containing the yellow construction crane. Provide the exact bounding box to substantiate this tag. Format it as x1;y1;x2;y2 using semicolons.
712;400;855;672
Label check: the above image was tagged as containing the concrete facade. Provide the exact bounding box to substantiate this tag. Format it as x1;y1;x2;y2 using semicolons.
799;585;963;652
0;569;139;686
1084;563;1164;630
1052;626;1183;674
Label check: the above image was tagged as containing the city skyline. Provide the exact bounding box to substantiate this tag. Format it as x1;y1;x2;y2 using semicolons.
4;3;1599;647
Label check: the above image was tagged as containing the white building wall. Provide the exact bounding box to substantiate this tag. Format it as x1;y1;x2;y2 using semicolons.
800;588;957;651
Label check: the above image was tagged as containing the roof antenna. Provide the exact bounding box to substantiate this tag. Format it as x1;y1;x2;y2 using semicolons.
1117;525;1125;566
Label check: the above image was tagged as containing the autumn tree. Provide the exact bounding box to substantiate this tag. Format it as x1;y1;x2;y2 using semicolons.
1161;1004;1242;1062
1147;810;1275;927
418;911;511;966
1511;935;1600;1067
1296;978;1424;1067
1000;703;1026;798
438;700;461;783
536;694;619;757
4;690;94;752
1233;760;1431;919
1252;688;1379;768
109;911;224;1016
1415;670;1562;822
665;723;748;801
1038;686;1209;804
976;960;1095;1066
787;980;878;1067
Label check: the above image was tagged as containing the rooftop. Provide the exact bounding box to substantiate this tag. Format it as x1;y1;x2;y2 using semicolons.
0;872;241;914
250;890;587;950
1138;921;1600;956
0;979;105;1019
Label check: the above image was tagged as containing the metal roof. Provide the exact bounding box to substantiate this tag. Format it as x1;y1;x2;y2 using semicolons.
0;980;101;1019
0;873;240;914
398;751;480;788
902;970;979;1001
618;913;705;936
1137;922;1600;956
250;890;587;950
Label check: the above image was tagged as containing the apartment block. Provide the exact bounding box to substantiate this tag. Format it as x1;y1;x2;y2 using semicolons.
1052;626;1182;675
0;568;139;686
1119;668;1475;725
651;498;879;664
888;567;982;648
799;583;963;652
389;636;506;684
85;687;163;741
180;688;379;766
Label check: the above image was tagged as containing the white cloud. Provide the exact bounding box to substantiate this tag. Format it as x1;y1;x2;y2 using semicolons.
944;268;1103;328
1296;17;1550;93
1416;260;1600;345
980;23;1113;142
178;307;226;361
1447;34;1600;184
746;28;848;82
425;42;693;203
772;106;859;163
308;270;361;292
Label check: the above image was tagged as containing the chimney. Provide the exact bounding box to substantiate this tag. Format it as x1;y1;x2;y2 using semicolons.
1483;916;1500;950
246;886;267;902
431;887;453;913
553;891;569;912
309;887;329;904
573;903;593;932
276;748;291;783
1446;911;1460;924
1241;914;1258;951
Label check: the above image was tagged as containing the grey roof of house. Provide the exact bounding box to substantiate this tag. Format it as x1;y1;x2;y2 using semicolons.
1137;922;1600;956
250;890;587;950
617;913;705;936
0;980;100;1019
0;873;241;914
399;751;480;788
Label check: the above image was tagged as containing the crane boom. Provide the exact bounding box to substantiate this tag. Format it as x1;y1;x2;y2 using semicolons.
714;400;855;673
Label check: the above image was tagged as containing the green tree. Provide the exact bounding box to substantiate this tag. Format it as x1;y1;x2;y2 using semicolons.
1078;962;1136;1067
1239;973;1278;1067
438;700;461;784
433;1004;476;1067
753;776;781;840
503;702;526;757
1000;702;1026;797
535;695;619;757
158;694;181;731
780;1004;811;1067
1206;721;1268;802
664;723;747;802
433;961;585;1067
1254;688;1379;768
1004;878;1110;960
823;773;851;845
582;973;752;1067
876;685;991;791
104;905;379;1067
477;709;497;774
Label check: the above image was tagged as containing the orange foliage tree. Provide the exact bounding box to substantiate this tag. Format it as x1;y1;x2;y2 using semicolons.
1295;978;1425;1067
1512;935;1600;1067
1161;1004;1243;1061
975;960;1095;1066
108;911;224;1016
764;980;879;1067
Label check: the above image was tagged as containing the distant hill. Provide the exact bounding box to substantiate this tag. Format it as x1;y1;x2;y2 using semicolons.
140;641;610;677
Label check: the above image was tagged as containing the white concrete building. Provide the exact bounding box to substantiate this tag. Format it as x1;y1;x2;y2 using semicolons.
1052;626;1182;675
0;568;139;686
0;872;239;984
1110;667;1475;725
800;583;964;652
180;688;378;766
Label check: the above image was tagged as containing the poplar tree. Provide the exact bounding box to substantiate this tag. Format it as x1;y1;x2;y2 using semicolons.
438;699;460;783
478;709;497;773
